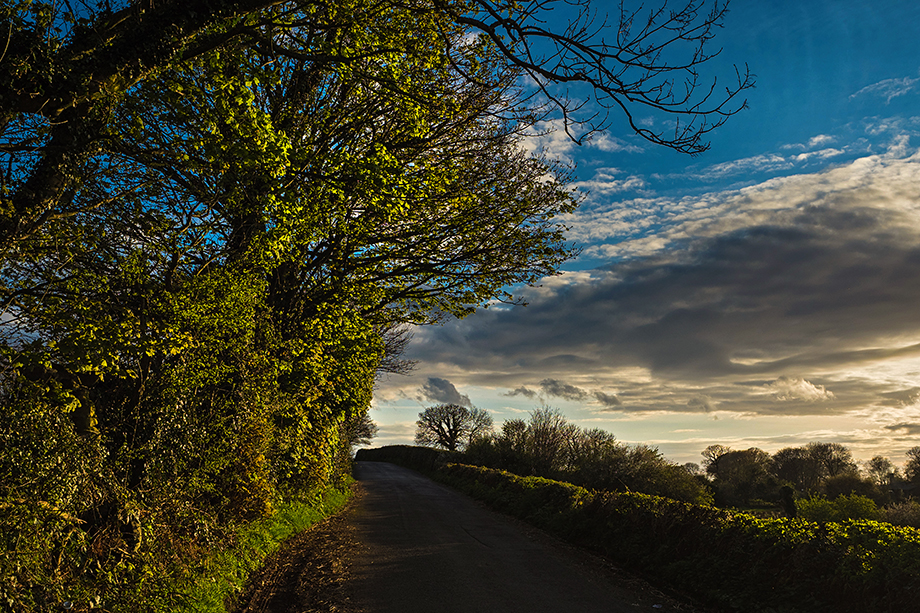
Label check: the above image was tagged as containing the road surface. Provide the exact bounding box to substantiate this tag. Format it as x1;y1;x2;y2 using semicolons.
348;461;705;613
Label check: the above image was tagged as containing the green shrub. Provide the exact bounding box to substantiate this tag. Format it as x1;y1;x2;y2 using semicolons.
799;494;879;523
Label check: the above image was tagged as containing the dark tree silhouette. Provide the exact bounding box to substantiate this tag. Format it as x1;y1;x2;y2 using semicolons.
415;404;493;452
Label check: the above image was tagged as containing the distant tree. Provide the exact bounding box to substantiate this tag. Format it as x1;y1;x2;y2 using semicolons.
773;446;824;493
865;455;896;486
415;404;493;452
701;445;731;475
807;442;858;479
526;407;579;476
708;448;775;506
347;413;380;448
905;447;920;482
824;473;887;505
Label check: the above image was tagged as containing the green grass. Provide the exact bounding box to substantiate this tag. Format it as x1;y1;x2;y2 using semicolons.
168;483;353;613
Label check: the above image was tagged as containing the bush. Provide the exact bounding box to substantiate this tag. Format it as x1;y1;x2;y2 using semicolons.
798;494;879;523
882;500;920;528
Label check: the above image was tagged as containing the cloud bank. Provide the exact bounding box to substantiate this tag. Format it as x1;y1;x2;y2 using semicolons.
401;148;920;423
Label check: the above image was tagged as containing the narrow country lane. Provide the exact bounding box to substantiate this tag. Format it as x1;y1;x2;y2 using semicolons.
348;462;706;613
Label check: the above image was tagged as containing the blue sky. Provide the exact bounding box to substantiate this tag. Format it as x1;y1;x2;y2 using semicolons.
372;0;920;468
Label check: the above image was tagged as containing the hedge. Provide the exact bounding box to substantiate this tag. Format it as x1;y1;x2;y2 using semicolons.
358;447;920;612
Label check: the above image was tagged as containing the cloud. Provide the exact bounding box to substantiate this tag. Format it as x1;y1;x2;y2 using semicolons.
520;120;643;164
783;134;837;150
594;391;622;407
504;385;538;399
586;133;644;154
879;388;920;408
850;76;920;104
540;378;589;401
400;148;920;418
418;377;472;407
763;377;835;402
573;172;647;195
793;148;845;162
884;423;920;436
369;422;417;447
692;154;793;181
687;395;715;411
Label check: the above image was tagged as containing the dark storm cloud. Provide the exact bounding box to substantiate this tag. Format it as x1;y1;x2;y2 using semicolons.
418;377;472;407
540;378;589;401
407;187;920;416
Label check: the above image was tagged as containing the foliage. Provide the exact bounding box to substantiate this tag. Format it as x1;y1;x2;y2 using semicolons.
798;494;880;523
705;447;777;507
905;446;920;482
171;486;351;613
0;0;752;608
865;455;897;486
702;442;871;509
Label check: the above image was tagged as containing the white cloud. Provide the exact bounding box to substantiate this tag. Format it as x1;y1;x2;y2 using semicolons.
586;133;644;154
783;134;837;151
793;148;844;162
520;120;644;164
693;154;792;181
850;76;920;104
763;377;835;402
568;144;920;261
572;167;647;195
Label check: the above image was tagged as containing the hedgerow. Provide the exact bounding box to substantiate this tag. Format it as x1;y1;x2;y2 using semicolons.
359;448;920;612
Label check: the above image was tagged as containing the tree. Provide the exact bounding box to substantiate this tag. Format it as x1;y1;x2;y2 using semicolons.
905;446;920;482
773;446;824;493
701;444;731;475
415;404;493;452
0;2;751;607
866;455;896;486
0;0;751;265
707;448;775;506
806;442;858;479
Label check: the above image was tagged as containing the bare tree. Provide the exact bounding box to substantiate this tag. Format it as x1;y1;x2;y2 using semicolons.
415;404;493;452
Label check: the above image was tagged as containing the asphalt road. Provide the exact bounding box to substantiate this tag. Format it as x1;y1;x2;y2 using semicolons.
347;461;704;613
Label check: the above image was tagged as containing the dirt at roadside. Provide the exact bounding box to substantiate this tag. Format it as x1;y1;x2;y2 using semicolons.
230;485;366;613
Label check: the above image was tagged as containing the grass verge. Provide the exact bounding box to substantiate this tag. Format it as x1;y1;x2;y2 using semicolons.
168;483;353;613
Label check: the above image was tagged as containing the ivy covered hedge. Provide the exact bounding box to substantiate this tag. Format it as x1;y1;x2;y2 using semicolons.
358;448;920;612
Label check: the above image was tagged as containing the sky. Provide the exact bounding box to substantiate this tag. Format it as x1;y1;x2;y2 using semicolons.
371;0;920;468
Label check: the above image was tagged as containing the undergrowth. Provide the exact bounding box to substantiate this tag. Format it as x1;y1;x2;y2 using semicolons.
169;484;352;613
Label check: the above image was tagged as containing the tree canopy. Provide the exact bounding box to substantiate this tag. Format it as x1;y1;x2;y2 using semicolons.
0;1;751;609
415;403;494;452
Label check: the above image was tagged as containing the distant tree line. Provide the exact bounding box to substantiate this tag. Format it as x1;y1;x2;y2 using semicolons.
414;403;920;521
700;442;920;510
417;405;713;505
